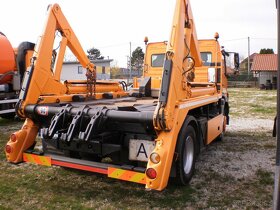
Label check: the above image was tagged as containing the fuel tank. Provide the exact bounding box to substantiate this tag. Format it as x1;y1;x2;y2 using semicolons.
0;32;15;84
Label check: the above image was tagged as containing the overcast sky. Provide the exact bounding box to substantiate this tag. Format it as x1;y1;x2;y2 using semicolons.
0;0;277;67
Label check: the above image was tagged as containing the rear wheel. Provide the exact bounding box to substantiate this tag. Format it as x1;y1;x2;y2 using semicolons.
175;125;197;185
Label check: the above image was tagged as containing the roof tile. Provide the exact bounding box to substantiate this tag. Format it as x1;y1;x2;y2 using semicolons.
251;54;277;71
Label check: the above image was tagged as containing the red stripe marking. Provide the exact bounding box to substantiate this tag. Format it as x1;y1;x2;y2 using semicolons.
51;160;108;175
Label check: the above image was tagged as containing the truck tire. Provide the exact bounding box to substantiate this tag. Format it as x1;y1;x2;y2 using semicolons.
174;125;197;185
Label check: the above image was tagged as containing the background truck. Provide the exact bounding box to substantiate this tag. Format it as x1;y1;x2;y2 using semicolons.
5;0;238;191
0;32;34;119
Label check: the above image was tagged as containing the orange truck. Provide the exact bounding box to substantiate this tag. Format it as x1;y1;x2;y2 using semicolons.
5;0;238;191
0;32;34;118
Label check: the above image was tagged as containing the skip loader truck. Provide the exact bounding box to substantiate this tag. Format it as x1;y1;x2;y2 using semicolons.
0;33;34;119
5;0;239;191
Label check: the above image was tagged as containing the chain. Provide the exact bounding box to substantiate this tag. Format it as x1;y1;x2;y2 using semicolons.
86;67;96;99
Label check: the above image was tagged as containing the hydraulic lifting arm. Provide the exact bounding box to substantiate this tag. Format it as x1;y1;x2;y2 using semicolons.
6;4;95;163
146;0;203;190
153;0;202;131
17;3;95;118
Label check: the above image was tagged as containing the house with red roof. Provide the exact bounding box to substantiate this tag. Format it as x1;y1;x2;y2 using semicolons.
240;53;257;71
251;54;277;88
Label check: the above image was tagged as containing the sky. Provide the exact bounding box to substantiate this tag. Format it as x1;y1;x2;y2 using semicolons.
0;0;277;67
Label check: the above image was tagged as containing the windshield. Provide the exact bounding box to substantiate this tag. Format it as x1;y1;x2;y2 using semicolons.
200;52;212;66
151;54;165;67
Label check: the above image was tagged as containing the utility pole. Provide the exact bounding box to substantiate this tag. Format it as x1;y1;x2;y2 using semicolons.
248;37;250;79
273;0;280;209
129;42;132;85
126;56;130;85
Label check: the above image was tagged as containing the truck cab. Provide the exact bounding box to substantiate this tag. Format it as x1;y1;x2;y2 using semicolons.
134;37;234;98
132;42;167;97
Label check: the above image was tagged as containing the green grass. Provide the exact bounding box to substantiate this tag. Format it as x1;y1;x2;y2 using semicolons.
193;169;273;209
229;88;276;118
0;163;197;209
251;104;275;114
256;169;274;186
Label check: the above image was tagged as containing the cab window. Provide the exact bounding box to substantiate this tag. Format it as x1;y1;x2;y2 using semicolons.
151;54;165;67
200;52;212;66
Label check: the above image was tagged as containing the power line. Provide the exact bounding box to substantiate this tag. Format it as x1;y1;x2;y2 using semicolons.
223;37;277;42
251;37;277;40
96;42;129;49
223;38;248;42
96;42;144;49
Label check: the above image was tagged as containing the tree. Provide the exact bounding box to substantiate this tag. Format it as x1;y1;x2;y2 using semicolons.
87;47;104;60
110;66;120;79
259;48;274;54
131;47;144;75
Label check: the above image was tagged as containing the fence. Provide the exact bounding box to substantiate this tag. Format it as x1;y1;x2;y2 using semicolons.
227;72;258;88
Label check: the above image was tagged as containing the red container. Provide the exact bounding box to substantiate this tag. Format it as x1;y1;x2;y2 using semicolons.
0;33;15;84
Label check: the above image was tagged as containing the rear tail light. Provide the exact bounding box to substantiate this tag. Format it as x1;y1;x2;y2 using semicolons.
5;145;12;153
146;168;157;179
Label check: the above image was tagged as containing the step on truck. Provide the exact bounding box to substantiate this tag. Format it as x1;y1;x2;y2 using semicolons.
5;0;239;191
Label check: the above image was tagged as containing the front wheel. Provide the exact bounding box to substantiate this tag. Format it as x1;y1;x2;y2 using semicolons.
174;125;198;185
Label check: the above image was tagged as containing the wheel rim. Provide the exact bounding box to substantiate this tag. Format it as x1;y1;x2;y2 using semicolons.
183;135;194;175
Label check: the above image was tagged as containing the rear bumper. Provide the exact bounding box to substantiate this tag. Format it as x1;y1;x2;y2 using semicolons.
23;152;146;185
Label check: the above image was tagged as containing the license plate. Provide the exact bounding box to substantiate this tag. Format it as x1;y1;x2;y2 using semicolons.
129;139;155;162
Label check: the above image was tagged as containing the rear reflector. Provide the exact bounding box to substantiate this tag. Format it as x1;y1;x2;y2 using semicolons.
23;153;51;166
108;167;146;184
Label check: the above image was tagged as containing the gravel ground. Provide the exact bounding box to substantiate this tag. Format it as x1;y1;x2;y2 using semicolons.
228;118;274;131
222;117;275;179
189;116;275;209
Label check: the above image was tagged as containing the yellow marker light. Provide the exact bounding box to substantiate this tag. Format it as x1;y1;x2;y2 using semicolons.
214;32;219;40
150;152;160;164
144;36;149;45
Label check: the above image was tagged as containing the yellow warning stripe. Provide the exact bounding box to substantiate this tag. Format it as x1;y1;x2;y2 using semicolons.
23;153;51;166
108;167;146;184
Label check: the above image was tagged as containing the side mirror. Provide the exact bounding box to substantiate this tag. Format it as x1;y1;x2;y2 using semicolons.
234;53;240;70
222;51;240;76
